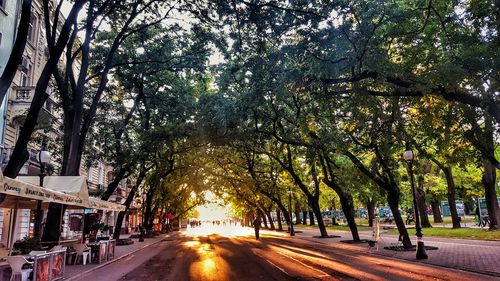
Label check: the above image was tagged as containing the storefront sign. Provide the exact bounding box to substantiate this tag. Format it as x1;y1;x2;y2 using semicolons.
3;183;21;194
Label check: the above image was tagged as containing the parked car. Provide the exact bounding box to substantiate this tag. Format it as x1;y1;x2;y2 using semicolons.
378;207;394;223
356;208;368;219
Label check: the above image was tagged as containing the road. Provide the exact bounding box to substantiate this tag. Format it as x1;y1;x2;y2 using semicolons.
87;224;497;281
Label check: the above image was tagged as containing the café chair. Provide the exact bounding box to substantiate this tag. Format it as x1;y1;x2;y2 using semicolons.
6;256;33;281
73;244;90;265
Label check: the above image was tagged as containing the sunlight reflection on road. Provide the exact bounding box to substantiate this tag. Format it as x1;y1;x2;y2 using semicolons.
182;223;292;280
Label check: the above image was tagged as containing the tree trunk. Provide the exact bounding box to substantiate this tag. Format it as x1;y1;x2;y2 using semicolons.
259;209;268;229
302;210;308;225
61;116;84;176
443;167;461;228
276;209;283;231
387;188;412;249
308;210;315;225
294;203;302;224
41;204;67;243
417;175;431;228
273;199;291;234
431;199;443;223
323;178;360;240
483;160;500;230
266;211;275;230
367;198;377;227
310;199;328;237
113;184;139;239
280;207;291;230
148;206;157;231
482;116;500;229
144;189;154;231
0;0;32;102
339;193;360;241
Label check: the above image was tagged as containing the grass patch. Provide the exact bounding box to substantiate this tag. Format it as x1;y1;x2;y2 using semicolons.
432;216;474;224
385;227;500;240
329;225;372;231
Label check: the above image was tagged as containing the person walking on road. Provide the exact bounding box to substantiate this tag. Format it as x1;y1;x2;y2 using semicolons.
253;217;262;240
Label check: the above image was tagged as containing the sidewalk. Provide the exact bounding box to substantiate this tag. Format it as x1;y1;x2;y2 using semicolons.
63;233;171;280
292;227;500;278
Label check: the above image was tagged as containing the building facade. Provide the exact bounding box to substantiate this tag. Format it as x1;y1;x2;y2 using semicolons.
0;0;135;245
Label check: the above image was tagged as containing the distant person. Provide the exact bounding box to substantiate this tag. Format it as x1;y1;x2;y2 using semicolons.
406;213;414;225
253;217;262;240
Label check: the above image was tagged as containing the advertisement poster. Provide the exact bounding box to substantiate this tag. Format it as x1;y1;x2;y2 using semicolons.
108;240;116;260
51;252;65;280
34;255;50;281
99;242;108;264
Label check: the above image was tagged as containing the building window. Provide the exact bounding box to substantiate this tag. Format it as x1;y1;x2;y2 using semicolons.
98;163;104;186
20;56;32;86
27;12;37;43
87;166;93;181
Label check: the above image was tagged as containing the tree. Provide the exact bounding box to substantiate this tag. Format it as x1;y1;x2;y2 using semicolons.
4;0;87;177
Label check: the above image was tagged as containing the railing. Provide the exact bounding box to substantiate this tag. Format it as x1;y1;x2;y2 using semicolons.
14;86;35;100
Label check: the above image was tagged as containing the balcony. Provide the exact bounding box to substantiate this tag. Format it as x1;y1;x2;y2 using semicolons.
10;87;60;129
14;86;35;101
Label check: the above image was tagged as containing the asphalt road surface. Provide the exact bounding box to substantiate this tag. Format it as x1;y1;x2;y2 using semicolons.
88;225;499;281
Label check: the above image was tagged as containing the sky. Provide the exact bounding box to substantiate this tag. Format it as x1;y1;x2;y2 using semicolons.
195;191;231;221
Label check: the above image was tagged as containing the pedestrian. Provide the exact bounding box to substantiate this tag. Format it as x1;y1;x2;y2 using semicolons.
253;217;261;240
406;213;414;225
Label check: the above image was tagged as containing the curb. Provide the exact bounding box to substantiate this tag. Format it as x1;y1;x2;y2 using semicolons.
64;234;173;281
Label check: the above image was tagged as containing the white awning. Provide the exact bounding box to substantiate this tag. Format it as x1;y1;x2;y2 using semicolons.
89;197;125;212
15;175;125;211
0;176;85;209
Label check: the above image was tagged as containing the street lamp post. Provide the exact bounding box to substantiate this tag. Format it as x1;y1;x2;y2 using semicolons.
288;187;295;236
403;145;428;259
139;192;146;242
35;142;51;238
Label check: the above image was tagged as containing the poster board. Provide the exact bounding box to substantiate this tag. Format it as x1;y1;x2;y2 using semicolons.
477;198;500;217
441;200;465;217
99;241;108;264
34;255;50;281
33;250;66;281
51;251;65;280
108;239;116;260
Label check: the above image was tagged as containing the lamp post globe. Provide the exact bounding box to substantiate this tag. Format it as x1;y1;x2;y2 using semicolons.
403;149;414;162
38;147;51;166
403;146;428;259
